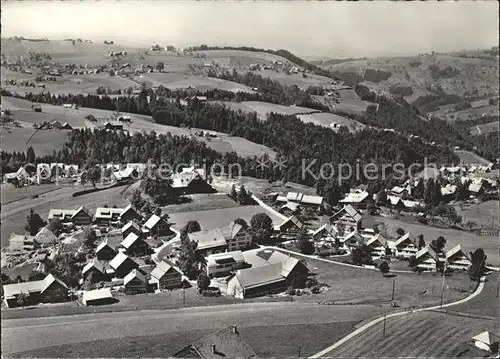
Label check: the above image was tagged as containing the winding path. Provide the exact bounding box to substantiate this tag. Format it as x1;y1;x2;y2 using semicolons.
310;276;486;358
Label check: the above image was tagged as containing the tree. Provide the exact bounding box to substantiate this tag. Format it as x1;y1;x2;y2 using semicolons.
84;227;97;247
230;184;237;201
234;218;249;229
465;220;477;231
156;62;164;72
47;218;63;235
351;245;373;266
16;291;29;308
296;230;314;255
238;185;250;205
408;255;418;268
25;209;46;236
130;188;144;209
430;236;446;254
417;234;425;249
250;213;273;244
396;228;406;236
376;190;387;205
468;248;487;281
197;272;211;293
87;166;100;187
379;261;390;276
83;272;95;291
26;146;36;163
181;221;201;239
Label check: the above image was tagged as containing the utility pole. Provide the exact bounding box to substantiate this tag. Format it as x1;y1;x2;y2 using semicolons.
298;343;301;358
183;287;186;306
440;262;447;309
391;279;396;301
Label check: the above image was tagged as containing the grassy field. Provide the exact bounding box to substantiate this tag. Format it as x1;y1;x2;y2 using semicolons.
1;184;133;248
322;311;499;358
211;176;317;197
257;69;333;89
9;321;357;358
297;112;366;132
285;252;474;309
469;121;499;135
456;200;499;230
222;100;318;119
455;150;493;165
169;205;284;231
452;272;499;318
163;193;241;214
1;96;276;159
373;215;499;265
334;89;372;114
138;73;256;93
1;182;75;205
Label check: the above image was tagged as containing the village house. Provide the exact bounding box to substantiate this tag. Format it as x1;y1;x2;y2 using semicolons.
8;233;36;252
94;207;125;226
48;206;92;226
312;223;338;241
109;252;139;278
220;222;252;252
279;201;301;215
123;269;147;294
3;166;31;184
471;331;499;354
95;238;117;261
82;288;115;306
226;254;308;299
446;244;472;270
330;204;362;231
120;204;142;224
121;232;150;256
364;234;388;259
31;104;42;112
415;246;439;271
82;259;108;283
339;231;364;250
171;167;214;195
189;228;228;256
276;216;304;240
386;195;405;211
389;232;418;258
36;163;51;184
339;189;370;207
468;182;485;197
390;185;411;198
277;192;325;210
103;122;123;131
440;184;457;200
2;274;68;308
150;260;183;290
112;167;138;183
121;221;142;239
33;227;58;247
206;251;247;277
172;325;256;359
143;214;172;238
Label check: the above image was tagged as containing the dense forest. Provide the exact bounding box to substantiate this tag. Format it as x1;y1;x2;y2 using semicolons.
212;70;329;110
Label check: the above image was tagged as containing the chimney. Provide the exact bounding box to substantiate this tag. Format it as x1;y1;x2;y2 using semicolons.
211;344;216;354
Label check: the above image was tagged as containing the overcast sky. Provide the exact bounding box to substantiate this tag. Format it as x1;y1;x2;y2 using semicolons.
2;1;498;58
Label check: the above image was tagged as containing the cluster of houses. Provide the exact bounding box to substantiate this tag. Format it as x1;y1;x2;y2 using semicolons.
3;163;79;186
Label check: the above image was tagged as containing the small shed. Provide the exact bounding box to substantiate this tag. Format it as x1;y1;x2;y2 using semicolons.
31;104;42;112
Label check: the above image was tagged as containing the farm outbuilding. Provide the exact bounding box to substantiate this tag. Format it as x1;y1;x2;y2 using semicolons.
31;104;42;112
81;288;115;306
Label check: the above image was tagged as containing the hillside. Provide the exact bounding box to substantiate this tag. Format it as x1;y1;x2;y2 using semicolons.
317;50;499;120
0;96;276;158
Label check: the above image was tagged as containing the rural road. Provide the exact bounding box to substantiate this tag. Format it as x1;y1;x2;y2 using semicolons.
310;276;486;358
1;302;385;355
476;125;482;135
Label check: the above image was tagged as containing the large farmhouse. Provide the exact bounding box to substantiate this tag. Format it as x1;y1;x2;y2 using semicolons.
3;274;68;308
